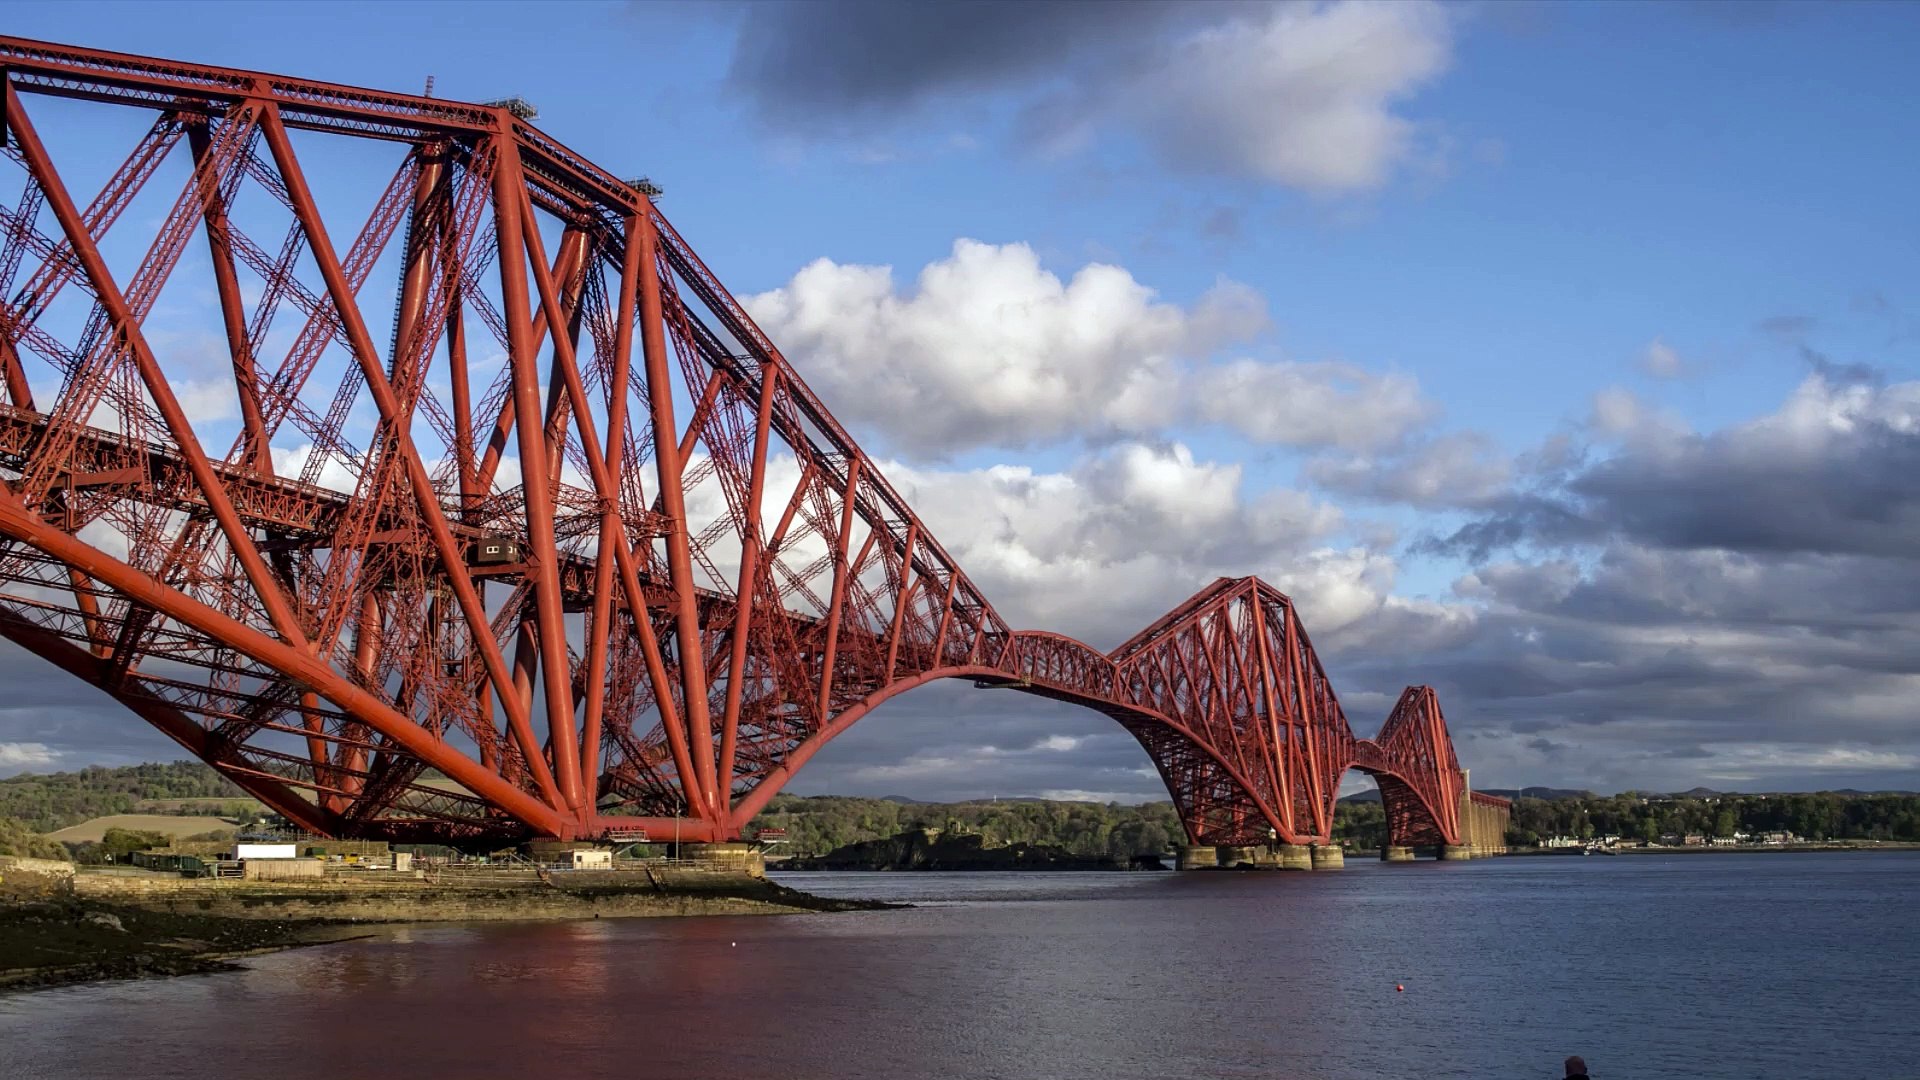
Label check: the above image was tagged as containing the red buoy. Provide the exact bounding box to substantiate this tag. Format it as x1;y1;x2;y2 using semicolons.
1396;984;1405;992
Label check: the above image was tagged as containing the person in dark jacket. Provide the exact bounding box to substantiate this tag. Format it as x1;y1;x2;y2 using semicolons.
1564;1055;1591;1078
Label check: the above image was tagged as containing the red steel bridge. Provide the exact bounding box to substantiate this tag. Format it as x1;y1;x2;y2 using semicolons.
0;39;1503;853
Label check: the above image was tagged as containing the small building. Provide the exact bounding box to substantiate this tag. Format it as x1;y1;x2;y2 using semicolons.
131;850;208;874
1683;834;1706;846
1709;836;1738;847
242;858;323;880
529;839;617;868
469;535;522;566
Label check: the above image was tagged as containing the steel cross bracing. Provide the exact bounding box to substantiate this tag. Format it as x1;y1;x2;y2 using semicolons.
0;38;1471;848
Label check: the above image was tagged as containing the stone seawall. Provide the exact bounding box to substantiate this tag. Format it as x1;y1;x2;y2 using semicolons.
0;857;78;878
69;866;852;923
0;857;79;901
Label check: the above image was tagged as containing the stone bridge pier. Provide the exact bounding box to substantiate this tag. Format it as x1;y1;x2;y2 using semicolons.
1452;790;1511;858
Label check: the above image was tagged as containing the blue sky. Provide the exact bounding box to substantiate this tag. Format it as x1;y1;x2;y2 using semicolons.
4;0;1920;798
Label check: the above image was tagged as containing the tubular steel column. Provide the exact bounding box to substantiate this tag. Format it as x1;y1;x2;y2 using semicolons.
185;117;272;474
718;362;780;803
254;101;564;813
490;136;583;816
636;210;720;821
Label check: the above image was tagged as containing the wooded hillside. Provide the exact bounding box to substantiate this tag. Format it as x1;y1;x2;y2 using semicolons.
0;762;249;833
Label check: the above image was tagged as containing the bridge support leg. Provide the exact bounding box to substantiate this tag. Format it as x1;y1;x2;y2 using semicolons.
1440;845;1474;861
1309;845;1344;870
1382;845;1415;862
1278;843;1313;871
675;843;766;878
1217;845;1259;868
1176;845;1218;870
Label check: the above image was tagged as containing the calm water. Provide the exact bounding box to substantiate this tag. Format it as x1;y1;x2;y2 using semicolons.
3;853;1916;1079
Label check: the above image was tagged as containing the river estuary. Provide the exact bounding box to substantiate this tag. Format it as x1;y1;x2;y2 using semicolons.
2;851;1914;1079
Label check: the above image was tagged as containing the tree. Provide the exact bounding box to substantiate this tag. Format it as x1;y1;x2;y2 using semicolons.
98;828;170;859
1713;809;1736;837
0;760;251;832
0;815;68;860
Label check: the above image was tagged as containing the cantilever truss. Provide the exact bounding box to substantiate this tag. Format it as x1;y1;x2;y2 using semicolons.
0;38;1474;848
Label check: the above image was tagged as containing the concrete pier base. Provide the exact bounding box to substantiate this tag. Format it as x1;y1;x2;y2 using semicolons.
1440;844;1475;861
1278;843;1314;871
677;843;766;877
1217;845;1259;869
1309;846;1344;870
1381;845;1415;862
1250;848;1281;869
1177;845;1218;870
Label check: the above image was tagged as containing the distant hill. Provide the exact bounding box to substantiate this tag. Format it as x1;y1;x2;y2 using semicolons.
1342;785;1593;804
1483;787;1596;801
0;761;250;833
1646;787;1919;798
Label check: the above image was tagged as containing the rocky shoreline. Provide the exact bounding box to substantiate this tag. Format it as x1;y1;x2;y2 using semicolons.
0;897;365;992
0;868;893;994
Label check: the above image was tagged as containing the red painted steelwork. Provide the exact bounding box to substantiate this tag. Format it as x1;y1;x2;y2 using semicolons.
0;39;1472;848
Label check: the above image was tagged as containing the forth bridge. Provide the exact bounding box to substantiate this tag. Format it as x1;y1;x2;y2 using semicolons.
0;37;1508;863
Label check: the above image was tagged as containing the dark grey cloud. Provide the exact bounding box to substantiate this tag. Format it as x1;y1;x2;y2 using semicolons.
1757;315;1816;338
789;681;1169;803
1305;431;1512;510
1433;375;1920;561
0;645;180;776
725;0;1197;127
1795;344;1881;386
1344;371;1920;794
719;0;1458;192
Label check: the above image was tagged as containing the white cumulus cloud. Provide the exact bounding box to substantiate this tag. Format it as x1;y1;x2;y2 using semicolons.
886;439;1355;641
746;239;1267;457
749;239;1461;463
1641;338;1684;379
1193;358;1435;451
1121;0;1454;191
0;741;59;769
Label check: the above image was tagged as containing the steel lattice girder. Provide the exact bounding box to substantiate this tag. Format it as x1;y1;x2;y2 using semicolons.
0;37;1476;849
